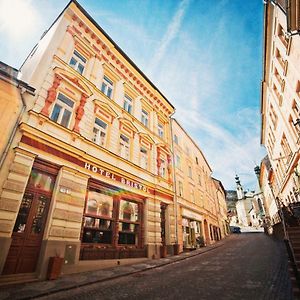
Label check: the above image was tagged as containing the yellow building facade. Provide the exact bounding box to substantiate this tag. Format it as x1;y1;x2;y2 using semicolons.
0;1;176;279
261;0;300;226
171;119;227;251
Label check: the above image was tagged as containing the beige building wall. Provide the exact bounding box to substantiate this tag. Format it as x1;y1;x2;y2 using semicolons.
171;119;225;250
261;1;300;224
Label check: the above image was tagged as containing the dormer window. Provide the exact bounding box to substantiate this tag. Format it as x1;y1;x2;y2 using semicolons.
92;117;107;147
101;75;113;99
69;50;87;75
50;93;74;128
123;95;133;114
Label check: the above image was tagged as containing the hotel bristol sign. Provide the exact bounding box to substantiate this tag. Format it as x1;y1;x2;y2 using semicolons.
84;162;148;192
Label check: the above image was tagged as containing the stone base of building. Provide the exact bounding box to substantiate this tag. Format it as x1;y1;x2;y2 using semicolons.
0;237;12;274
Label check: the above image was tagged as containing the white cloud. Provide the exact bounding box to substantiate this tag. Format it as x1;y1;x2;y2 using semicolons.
148;0;191;76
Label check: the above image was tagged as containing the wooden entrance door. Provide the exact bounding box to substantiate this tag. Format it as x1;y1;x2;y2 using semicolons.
2;166;56;275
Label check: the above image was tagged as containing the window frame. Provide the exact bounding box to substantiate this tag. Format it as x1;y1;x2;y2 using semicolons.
101;75;114;99
123;95;133;114
50;92;74;128
119;133;131;160
92;117;108;147
69;50;87;75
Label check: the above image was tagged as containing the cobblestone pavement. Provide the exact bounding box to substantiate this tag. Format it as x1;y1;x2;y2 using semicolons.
34;233;292;300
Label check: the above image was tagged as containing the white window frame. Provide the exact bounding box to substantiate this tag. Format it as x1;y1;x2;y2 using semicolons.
69;50;87;75
92;117;108;147
141;109;149;127
140;147;148;170
123;95;133;114
158;123;164;138
101;75;114;99
120;134;130;160
50;93;74;128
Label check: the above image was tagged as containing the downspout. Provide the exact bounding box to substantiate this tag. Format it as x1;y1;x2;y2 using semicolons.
0;85;27;169
170;117;178;247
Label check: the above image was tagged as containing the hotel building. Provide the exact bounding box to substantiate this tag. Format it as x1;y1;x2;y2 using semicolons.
0;0;175;279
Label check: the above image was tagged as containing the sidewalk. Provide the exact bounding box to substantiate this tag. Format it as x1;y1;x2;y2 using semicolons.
0;238;230;300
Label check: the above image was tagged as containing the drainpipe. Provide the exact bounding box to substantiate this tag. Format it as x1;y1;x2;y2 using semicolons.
0;85;28;169
169;117;179;250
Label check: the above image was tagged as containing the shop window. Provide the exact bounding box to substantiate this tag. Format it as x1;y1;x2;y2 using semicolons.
141;109;149;127
118;200;140;245
92;117;107;147
120;134;130;160
69;50;87;75
82;191;113;244
123;95;133;114
140;147;148;170
158;123;164;138
101;75;113;99
50;93;74;128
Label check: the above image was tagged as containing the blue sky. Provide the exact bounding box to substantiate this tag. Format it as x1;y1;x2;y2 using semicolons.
0;0;266;190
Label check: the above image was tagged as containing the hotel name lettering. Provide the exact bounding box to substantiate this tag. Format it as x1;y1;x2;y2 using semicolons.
84;162;148;192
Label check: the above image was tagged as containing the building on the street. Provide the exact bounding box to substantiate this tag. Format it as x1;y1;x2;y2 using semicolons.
260;0;300;230
212;178;230;238
171;119;226;250
0;0;176;280
225;190;238;225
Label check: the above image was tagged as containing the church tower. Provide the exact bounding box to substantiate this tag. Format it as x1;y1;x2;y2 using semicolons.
235;175;245;200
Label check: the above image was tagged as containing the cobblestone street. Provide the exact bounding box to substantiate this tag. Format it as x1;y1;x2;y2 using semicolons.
36;234;292;300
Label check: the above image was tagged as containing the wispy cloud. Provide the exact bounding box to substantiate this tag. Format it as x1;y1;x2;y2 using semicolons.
148;0;191;76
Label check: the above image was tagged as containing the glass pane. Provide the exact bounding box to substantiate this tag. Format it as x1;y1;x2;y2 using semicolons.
31;195;48;234
13;193;34;233
77;64;84;74
57;93;74;108
28;170;54;192
119;200;139;221
86;191;113;218
82;229;112;244
50;104;61;122
101;82;106;93
119;222;137;233
95;118;107;129
84;217;95;227
118;232;136;245
69;57;77;68
107;87;112;98
74;50;87;63
60;109;71;127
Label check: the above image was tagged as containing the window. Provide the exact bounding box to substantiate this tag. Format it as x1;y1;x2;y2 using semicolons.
118;200;140;245
174;134;178;145
160;158;166;177
186;146;190;156
123;95;133;114
120;134;130;160
191;190;195;203
69;50;87;75
158;123;164;138
198;174;201;185
175;155;181;169
92;118;107;146
50;93;74;128
82;190;142;246
281;134;292;163
195;156;199;165
141;109;149;127
178;181;183;197
188;166;192;178
82;191;114;244
140;147;148;169
101;75;113;99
